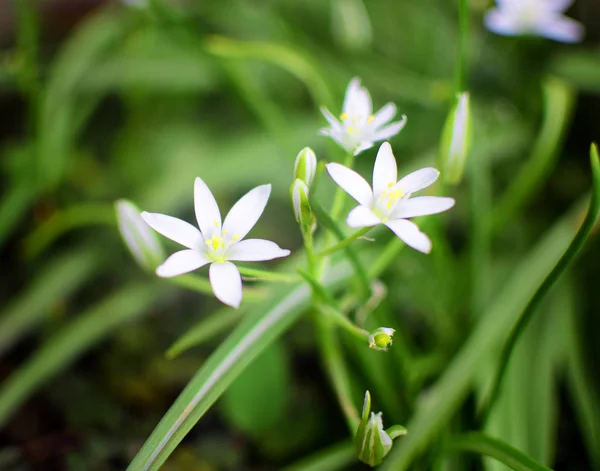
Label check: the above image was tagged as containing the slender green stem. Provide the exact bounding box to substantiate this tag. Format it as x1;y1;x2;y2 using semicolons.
479;144;600;423
315;314;361;433
455;0;469;93
317;304;369;345
468;150;492;318
170;274;265;302
238;266;298;283
316;227;371;257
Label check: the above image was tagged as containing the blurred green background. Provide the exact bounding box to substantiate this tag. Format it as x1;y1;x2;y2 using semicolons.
0;0;599;469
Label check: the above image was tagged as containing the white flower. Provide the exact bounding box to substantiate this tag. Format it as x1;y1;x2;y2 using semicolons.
320;78;407;156
484;0;584;43
141;179;290;308
326;142;455;253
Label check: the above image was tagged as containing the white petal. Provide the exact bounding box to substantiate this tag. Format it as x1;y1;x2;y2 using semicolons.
346;205;381;228
372;142;397;197
321;107;343;132
227;239;291;262
354;141;374;156
535;15;584;43
371;117;407;142
484;8;523;36
396;167;440;194
194;177;221;238
370;103;397;128
343;77;362;115
326;163;373;206
384;219;432;254
209;262;242;308
223;184;271;241
156;250;209;277
141;212;203;249
546;0;574;13
392;196;455;219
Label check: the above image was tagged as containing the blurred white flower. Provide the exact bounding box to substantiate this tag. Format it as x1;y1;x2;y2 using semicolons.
484;0;584;43
320;78;406;156
326;142;455;253
141;179;290;308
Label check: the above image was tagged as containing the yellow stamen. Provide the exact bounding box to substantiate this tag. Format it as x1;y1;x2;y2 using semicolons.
347;126;355;135
367;115;375;123
382;217;389;222
340;112;349;120
232;235;240;242
213;220;220;227
206;235;226;252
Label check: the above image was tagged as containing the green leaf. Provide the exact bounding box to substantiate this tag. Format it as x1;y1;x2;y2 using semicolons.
165;307;243;359
444;433;552;471
220;341;290;436
380;195;593;471
0;283;167;427
126;261;351;470
0;245;103;357
283;441;355;471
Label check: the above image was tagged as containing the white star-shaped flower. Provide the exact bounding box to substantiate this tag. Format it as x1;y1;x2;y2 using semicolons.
326;142;455;253
484;0;584;43
320;78;407;156
141;179;290;308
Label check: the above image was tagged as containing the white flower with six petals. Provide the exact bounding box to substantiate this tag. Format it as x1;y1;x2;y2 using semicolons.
320;78;407;156
326;142;455;253
484;0;584;43
141;179;290;308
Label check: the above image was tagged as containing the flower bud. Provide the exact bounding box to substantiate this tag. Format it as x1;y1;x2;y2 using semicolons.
438;92;472;185
355;391;392;467
293;147;317;187
290;179;314;228
368;327;395;351
115;199;165;272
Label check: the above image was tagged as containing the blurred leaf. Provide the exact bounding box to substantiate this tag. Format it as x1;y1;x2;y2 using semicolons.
0;245;103;357
380;197;592;471
0;182;33;248
37;9;132;190
445;433;552;471
166;307;243;359
551;51;600;94
0;282;168;427
220;341;290;436
126;260;352;470
283;441;355;471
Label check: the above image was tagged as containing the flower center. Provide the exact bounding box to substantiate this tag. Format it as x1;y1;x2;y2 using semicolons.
339;113;375;135
374;182;405;219
204;221;240;263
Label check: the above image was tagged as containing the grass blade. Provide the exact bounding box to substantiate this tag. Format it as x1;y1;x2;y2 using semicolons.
127;261;352;470
445;433;552;471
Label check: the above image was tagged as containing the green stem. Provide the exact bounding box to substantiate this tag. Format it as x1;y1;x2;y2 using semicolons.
455;0;469;93
317;304;369;345
315;314;361;433
238;266;298;283
316;227;371;257
479;144;600;423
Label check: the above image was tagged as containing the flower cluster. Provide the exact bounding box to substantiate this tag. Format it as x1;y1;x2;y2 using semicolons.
119;77;455;312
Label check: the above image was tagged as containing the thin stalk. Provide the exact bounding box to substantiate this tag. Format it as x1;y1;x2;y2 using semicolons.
316;227;371;257
238;267;298;283
479;144;600;423
317;304;369;345
455;0;469;93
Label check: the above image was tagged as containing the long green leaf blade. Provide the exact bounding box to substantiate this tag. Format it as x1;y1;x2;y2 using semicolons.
127;262;351;470
445;433;552;471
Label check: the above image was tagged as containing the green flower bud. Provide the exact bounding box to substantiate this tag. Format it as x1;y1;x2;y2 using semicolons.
115;199;165;272
355;391;406;467
293;147;317;187
369;327;395;351
290;179;314;228
438;92;472;185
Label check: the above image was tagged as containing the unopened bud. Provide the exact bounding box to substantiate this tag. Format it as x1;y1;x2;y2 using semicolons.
293;147;317;187
438;92;472;185
355;391;394;467
290;179;314;228
115;200;165;272
369;327;395;351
